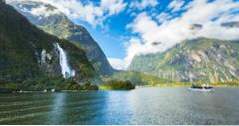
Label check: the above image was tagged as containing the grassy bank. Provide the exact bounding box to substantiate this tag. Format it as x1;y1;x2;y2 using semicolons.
210;81;239;87
0;78;99;93
2;79;239;93
153;82;192;87
152;81;239;88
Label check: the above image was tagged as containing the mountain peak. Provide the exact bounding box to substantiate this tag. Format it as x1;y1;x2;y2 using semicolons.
10;1;114;75
129;38;239;83
9;0;61;19
0;3;96;84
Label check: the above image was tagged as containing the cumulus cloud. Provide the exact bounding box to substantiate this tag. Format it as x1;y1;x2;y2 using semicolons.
123;0;239;69
130;0;158;10
168;0;185;12
27;5;60;17
7;0;127;26
6;0;239;71
156;12;172;23
101;0;127;15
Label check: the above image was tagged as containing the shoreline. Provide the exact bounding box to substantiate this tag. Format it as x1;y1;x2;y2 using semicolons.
137;84;239;88
1;84;239;94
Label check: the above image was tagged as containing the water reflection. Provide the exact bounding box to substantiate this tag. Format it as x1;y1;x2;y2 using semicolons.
100;91;133;124
48;93;66;124
1;88;239;125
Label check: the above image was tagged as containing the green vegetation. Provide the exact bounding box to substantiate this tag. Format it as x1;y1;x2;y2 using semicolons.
2;3;239;92
11;1;114;75
0;77;98;92
100;80;135;90
60;40;96;80
153;81;239;88
129;38;239;83
153;82;192;87
79;81;99;90
0;4;96;88
104;71;239;88
154;81;239;88
211;81;239;87
105;71;171;86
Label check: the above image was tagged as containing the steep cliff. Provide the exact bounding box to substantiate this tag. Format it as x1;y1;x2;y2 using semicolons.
9;0;114;75
0;3;96;86
129;38;239;83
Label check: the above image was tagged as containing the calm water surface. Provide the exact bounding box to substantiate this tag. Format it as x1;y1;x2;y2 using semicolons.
0;87;239;125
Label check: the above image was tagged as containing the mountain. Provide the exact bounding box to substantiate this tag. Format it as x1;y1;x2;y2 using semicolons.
9;0;114;75
105;71;170;86
129;38;239;83
0;2;96;89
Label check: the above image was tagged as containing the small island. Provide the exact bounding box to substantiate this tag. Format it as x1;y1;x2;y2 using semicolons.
99;80;135;90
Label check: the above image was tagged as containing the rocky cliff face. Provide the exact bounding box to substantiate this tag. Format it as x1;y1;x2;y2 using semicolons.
0;3;95;84
129;38;239;83
9;0;114;75
0;0;5;4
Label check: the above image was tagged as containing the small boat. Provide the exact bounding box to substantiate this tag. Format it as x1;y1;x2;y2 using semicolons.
188;83;214;92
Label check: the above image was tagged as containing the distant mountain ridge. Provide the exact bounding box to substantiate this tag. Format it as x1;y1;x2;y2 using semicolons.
0;3;96;86
129;38;239;83
9;0;114;75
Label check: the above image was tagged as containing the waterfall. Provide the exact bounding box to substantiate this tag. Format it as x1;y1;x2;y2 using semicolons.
55;43;75;79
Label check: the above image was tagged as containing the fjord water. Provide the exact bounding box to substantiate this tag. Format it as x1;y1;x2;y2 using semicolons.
0;87;239;125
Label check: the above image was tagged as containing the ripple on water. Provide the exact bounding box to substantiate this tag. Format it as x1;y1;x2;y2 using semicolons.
0;88;239;124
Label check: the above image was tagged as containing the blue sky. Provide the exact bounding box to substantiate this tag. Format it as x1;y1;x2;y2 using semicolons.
72;0;169;59
8;0;239;69
69;0;239;70
72;0;185;59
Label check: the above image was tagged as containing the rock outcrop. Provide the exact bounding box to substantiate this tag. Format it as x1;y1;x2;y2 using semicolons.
129;38;239;83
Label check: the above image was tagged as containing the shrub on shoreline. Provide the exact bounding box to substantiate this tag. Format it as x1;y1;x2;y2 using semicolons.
100;80;135;90
0;77;99;92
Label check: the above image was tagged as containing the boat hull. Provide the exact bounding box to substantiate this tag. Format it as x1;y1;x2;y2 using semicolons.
188;87;214;92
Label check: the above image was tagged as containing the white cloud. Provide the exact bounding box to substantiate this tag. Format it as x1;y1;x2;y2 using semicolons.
124;0;239;69
7;0;127;26
7;0;239;71
101;0;127;15
111;36;165;70
108;57;127;70
27;4;60;17
156;12;172;23
168;0;185;12
130;0;158;10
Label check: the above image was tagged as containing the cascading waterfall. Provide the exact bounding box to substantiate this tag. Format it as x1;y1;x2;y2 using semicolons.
54;43;75;79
